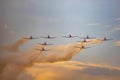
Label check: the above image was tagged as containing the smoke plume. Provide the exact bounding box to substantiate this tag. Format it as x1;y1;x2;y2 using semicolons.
0;38;30;52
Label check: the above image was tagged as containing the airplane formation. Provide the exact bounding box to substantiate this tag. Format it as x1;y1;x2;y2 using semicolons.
23;34;112;52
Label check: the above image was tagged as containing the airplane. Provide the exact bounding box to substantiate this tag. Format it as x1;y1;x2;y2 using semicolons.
102;37;113;41
77;39;91;43
40;35;56;39
24;36;39;39
37;42;53;46
75;45;90;49
80;35;95;39
36;47;50;51
62;34;78;38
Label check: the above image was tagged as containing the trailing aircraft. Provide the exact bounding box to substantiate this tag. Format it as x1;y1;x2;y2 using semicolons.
62;34;78;38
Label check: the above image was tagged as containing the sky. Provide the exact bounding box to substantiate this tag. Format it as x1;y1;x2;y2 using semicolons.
0;0;120;80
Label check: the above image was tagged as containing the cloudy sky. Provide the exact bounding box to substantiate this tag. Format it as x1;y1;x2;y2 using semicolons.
0;0;120;80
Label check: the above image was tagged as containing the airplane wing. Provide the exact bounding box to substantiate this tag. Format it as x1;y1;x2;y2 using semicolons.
75;46;90;49
62;36;78;38
77;40;91;43
24;37;39;39
35;49;50;51
49;37;56;39
79;37;95;39
72;36;78;37
37;43;53;45
40;37;56;39
98;38;113;41
62;36;71;38
104;39;113;41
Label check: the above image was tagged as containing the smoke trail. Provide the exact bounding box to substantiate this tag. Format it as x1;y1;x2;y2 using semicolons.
0;38;31;80
32;39;103;63
0;38;30;52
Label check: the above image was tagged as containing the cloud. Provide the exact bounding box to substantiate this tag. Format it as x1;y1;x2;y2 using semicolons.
115;41;120;46
18;61;120;80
